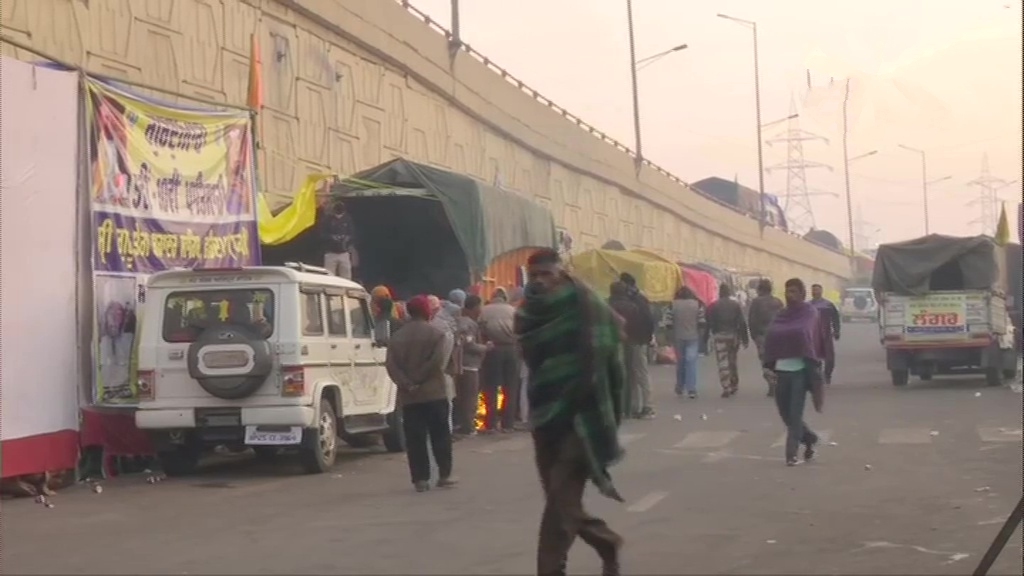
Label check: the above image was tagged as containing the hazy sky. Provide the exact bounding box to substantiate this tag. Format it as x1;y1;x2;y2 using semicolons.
410;0;1022;247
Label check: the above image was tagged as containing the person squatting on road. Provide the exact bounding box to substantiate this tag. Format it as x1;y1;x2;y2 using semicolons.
453;294;490;436
747;279;785;397
516;249;626;576
809;283;842;385
706;283;750;397
384;296;458;492
607;281;656;419
669;286;705;399
762;278;826;466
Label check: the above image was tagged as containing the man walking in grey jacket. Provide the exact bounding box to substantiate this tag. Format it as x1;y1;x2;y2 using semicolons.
747;279;784;397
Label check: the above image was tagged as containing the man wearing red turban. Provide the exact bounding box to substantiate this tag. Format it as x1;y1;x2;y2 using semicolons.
385;294;458;492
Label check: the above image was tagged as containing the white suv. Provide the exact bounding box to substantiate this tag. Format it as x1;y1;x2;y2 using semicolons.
134;263;403;476
840;287;878;323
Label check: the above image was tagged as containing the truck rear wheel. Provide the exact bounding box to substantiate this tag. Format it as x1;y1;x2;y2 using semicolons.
891;369;909;387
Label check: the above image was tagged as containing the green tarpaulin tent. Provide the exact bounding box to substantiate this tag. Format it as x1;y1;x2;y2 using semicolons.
338;159;556;274
327;158;556;298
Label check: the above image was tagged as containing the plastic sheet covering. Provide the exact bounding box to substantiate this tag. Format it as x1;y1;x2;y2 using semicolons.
0;57;81;476
337;159;556;275
681;266;719;305
569;249;683;302
257;173;325;246
872;234;1001;295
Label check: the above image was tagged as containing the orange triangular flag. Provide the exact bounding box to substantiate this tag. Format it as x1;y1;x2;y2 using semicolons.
247;33;263;111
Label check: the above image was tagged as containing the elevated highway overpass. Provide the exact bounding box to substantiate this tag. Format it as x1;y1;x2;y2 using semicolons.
1;0;851;287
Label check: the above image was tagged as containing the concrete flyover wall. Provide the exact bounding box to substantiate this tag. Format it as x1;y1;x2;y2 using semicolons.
1;0;851;288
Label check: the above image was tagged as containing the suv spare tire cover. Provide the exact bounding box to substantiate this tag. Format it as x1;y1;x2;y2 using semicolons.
854;295;868;310
186;324;273;400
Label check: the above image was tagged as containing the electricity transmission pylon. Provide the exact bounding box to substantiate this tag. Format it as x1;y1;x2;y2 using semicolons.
966;153;1017;235
765;95;832;234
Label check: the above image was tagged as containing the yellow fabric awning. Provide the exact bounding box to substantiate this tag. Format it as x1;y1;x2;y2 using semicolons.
256;173;329;246
568;249;683;302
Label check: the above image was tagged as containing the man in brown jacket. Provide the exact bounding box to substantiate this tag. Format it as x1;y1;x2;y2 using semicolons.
385;295;457;492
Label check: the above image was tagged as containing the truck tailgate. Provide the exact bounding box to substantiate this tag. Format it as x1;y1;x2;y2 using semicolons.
881;291;1003;347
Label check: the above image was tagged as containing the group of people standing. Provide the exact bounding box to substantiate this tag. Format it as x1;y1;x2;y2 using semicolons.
668;278;841;400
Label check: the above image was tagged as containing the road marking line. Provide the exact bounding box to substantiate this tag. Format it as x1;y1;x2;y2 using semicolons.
701;451;771;463
673;431;739;449
626;490;668;512
878;428;933;444
772;429;832;448
977;427;1022;443
620;433;646;446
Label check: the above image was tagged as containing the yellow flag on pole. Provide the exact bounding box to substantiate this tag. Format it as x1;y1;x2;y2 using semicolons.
995;202;1010;246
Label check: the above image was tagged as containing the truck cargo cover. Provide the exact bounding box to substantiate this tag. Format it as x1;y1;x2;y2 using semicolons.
871;234;1000;295
336;158;557;275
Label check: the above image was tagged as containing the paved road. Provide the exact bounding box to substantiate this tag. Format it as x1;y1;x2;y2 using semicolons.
3;323;1021;575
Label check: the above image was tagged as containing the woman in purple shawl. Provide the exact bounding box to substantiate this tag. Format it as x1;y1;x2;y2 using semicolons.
762;278;827;466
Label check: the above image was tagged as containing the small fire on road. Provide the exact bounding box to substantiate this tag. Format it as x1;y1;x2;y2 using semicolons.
474;389;505;431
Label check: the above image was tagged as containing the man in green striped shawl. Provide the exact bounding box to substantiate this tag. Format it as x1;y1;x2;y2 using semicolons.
515;248;626;576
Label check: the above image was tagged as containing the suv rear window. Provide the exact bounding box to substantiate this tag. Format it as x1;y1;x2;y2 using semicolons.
163;289;274;343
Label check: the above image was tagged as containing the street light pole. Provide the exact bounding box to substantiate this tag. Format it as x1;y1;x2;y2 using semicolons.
635;43;688;70
921;153;929;235
718;14;766;235
752;22;766;235
626;0;643;171
842;79;854;263
898;144;931;235
450;0;461;44
844;145;879;259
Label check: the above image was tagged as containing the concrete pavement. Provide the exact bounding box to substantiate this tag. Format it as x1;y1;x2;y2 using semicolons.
2;323;1021;574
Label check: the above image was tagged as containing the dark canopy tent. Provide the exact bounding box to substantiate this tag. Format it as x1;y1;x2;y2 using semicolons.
871;234;1001;295
262;159;556;299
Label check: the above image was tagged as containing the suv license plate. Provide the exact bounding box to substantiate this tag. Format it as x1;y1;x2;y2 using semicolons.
244;426;302;445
